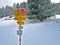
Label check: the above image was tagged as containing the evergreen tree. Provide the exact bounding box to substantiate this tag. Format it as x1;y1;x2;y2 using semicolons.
5;5;14;17
0;7;5;18
16;3;20;8
28;0;54;21
13;3;16;9
20;2;27;9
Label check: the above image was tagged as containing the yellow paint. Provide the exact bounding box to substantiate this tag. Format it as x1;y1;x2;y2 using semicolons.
15;16;26;20
14;9;26;25
17;21;24;25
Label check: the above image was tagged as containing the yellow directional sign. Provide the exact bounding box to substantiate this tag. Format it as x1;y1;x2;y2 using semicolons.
14;10;19;17
14;8;26;25
14;12;26;17
15;16;26;20
17;21;24;25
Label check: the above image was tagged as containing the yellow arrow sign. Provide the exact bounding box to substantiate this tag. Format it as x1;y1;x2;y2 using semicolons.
17;21;24;25
14;12;26;17
14;8;26;25
15;16;26;20
14;12;20;16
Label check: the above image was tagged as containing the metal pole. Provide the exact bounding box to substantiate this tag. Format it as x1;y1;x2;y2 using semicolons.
19;25;21;45
18;25;23;45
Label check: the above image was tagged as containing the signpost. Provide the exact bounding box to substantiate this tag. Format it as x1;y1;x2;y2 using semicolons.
14;8;26;45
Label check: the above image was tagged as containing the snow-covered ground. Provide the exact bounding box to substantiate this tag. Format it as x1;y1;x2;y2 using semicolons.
0;20;18;45
0;20;60;45
22;22;60;45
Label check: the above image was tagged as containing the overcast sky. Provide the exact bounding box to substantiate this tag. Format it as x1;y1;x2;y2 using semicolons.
51;0;60;3
0;0;27;8
0;0;60;8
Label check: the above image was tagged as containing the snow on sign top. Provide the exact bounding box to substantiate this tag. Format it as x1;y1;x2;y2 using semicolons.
19;8;26;13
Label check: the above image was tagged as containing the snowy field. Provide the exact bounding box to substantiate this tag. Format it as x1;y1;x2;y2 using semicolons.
0;20;18;45
23;22;60;45
0;20;60;45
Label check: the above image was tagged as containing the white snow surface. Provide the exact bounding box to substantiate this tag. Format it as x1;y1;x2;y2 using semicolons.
0;20;60;45
22;22;60;45
0;20;18;45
